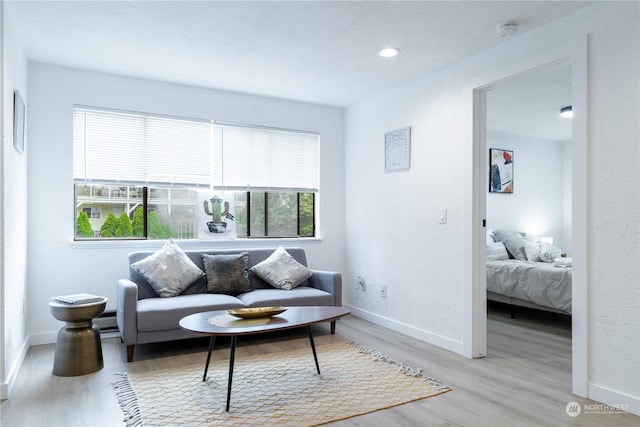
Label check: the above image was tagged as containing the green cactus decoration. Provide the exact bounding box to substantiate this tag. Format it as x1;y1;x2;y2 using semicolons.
203;196;233;233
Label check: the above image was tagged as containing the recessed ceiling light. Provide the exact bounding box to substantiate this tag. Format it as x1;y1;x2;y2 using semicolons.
379;47;400;58
560;106;573;118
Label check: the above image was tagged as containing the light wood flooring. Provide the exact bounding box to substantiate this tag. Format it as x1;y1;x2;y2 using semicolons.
1;303;638;427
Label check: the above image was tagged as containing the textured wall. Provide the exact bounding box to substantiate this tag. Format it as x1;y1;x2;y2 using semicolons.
345;1;639;409
1;7;29;399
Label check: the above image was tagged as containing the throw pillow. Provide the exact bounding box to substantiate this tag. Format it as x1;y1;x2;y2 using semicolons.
250;246;313;290
201;252;252;295
539;242;562;263
523;240;541;262
502;236;528;260
130;239;204;297
492;229;521;243
486;242;509;261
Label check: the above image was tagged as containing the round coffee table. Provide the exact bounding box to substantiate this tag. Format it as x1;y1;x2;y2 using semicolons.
49;297;107;376
180;305;350;411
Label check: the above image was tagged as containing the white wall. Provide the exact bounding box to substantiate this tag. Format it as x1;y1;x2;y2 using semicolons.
26;63;345;340
1;3;29;400
345;1;638;412
485;131;569;252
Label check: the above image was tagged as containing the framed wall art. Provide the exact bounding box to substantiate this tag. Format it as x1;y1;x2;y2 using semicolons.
13;90;26;154
489;148;513;193
384;127;411;172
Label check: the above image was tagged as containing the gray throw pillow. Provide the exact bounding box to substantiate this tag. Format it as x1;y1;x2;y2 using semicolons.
130;239;204;297
201;252;252;295
492;229;522;243
502;236;527;260
250;246;312;290
523;240;541;262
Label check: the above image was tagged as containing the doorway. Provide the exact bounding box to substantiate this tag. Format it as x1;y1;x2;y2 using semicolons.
484;63;573;367
467;38;588;397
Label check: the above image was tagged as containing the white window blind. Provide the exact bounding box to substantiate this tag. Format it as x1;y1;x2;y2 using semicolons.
73;107;320;191
73;107;212;186
215;123;319;192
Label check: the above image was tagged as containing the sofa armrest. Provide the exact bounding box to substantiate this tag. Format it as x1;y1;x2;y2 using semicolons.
117;278;139;345
308;270;342;306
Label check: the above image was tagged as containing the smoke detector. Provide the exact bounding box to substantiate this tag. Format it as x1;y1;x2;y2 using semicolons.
496;22;518;38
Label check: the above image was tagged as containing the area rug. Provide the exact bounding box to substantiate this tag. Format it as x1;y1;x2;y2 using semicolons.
112;341;451;427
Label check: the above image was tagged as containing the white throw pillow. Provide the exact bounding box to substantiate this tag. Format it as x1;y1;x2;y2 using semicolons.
486;230;495;245
250;246;312;290
486;242;509;261
130;239;204;297
539;242;562;263
523;240;541;262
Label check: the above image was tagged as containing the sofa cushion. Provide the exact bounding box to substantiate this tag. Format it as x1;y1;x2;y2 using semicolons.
236;287;334;308
130;239;204;297
136;294;245;332
201;252;252;295
250;246;313;290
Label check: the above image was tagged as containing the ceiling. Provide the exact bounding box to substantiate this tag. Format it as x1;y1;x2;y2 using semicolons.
7;1;584;139
487;63;573;141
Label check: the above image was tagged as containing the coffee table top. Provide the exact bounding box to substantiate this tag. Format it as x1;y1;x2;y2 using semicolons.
179;306;350;336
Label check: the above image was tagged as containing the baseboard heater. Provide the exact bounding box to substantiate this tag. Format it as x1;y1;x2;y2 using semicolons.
94;309;118;333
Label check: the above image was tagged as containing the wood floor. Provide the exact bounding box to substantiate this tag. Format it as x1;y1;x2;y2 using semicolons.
1;303;637;427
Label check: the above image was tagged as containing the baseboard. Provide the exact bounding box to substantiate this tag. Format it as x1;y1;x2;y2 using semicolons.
589;383;640;416
1;336;30;400
29;331;58;346
345;304;464;355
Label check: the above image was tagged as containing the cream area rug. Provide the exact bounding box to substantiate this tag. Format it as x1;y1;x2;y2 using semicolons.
112;341;451;427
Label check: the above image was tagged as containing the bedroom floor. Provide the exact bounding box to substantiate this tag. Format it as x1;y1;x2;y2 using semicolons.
3;307;637;427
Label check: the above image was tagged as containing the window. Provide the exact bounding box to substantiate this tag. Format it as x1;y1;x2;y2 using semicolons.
73;107;319;240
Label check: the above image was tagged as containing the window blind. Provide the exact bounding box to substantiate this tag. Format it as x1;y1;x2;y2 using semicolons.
73;107;320;192
73;107;212;187
215;123;319;192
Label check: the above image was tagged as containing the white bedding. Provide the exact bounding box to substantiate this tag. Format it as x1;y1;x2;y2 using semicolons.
486;259;572;314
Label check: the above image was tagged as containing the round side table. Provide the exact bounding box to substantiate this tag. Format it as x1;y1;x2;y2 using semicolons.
48;297;107;376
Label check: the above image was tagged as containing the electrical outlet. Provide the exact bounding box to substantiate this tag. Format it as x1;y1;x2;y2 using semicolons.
356;275;366;291
381;285;387;298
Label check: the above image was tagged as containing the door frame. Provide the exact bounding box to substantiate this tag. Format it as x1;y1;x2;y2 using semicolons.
464;36;589;397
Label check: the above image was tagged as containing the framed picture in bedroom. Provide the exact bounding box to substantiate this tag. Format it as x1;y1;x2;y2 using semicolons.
13;90;26;154
489;148;513;193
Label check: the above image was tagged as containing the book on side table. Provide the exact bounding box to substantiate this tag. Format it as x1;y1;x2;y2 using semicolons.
53;293;105;305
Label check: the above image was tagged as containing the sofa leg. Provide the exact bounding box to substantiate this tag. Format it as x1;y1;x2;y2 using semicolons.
330;320;336;334
127;345;135;363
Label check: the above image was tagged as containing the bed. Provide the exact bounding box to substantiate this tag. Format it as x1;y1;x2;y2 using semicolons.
486;229;572;315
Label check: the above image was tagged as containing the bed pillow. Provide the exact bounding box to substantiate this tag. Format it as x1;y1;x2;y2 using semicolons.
539;242;562;263
250;246;312;290
201;252;252;295
486;230;495;245
492;229;522;243
486;242;509;261
502;236;528;260
523;240;541;262
130;239;204;297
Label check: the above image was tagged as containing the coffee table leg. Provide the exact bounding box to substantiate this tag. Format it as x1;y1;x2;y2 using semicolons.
307;325;321;375
226;335;237;412
203;336;216;382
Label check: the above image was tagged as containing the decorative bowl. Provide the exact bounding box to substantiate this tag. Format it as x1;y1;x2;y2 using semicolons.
227;306;287;319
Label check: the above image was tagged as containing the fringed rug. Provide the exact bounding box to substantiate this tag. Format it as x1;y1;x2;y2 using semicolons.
112;341;451;427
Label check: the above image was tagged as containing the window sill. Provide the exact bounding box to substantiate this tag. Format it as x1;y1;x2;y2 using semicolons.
70;236;323;250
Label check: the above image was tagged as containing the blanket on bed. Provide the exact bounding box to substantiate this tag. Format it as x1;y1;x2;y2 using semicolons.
486;260;572;314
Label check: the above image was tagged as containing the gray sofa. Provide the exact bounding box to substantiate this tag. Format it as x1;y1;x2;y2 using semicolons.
117;247;342;362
